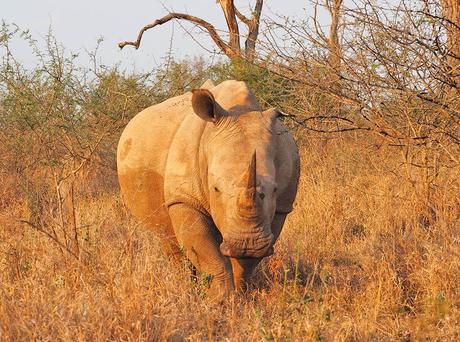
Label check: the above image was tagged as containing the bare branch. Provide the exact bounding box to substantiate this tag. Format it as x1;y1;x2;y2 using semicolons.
118;12;235;57
20;219;80;260
235;7;251;25
312;0;328;43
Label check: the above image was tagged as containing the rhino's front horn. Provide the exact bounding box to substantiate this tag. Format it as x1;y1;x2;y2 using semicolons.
237;151;260;217
246;150;257;190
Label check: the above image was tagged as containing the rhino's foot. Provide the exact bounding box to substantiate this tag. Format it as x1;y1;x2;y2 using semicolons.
207;280;235;303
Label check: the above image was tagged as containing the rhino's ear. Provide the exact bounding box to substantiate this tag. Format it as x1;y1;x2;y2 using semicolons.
191;89;222;123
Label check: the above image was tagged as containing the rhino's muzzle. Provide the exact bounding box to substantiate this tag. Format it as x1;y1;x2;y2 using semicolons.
219;233;274;258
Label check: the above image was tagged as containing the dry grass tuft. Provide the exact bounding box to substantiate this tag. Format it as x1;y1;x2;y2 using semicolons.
1;133;459;341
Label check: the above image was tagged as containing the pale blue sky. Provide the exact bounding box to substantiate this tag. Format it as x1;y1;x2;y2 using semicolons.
2;0;312;71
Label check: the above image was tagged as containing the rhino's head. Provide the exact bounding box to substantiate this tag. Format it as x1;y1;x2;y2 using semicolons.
192;88;281;259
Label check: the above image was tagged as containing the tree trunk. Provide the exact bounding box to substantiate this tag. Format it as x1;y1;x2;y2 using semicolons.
243;0;263;61
326;0;343;92
441;0;460;89
219;0;241;56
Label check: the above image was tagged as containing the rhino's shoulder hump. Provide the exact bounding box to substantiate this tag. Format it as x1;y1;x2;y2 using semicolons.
215;79;249;91
212;80;261;112
200;79;215;90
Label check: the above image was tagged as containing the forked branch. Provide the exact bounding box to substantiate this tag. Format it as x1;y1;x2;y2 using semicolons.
119;1;265;62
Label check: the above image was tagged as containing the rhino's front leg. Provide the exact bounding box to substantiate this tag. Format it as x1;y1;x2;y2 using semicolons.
168;204;235;300
230;257;261;291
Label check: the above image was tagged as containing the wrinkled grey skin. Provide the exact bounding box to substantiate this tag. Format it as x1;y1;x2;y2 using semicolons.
117;80;299;299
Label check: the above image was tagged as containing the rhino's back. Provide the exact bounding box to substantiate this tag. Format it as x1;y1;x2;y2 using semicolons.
117;92;192;230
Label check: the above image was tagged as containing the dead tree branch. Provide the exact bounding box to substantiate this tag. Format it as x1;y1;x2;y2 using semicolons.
118;12;236;57
119;1;264;62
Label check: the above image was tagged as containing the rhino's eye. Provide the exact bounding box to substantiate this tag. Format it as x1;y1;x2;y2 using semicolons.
259;193;265;200
214;186;220;193
273;187;278;193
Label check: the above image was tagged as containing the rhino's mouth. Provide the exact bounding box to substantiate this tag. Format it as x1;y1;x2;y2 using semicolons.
219;233;274;258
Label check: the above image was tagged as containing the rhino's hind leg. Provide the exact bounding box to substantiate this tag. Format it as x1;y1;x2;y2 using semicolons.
168;204;235;300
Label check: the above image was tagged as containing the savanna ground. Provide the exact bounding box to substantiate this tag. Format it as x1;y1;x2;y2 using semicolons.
1;24;460;340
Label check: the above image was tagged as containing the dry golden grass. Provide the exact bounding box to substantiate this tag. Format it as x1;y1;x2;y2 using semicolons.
1;134;459;341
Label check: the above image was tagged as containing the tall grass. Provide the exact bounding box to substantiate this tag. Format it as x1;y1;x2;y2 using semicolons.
0;26;459;340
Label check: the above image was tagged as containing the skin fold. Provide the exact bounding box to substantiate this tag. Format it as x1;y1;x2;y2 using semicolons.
117;80;300;300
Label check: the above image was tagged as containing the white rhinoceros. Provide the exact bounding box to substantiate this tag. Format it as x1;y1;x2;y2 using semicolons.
117;80;299;299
